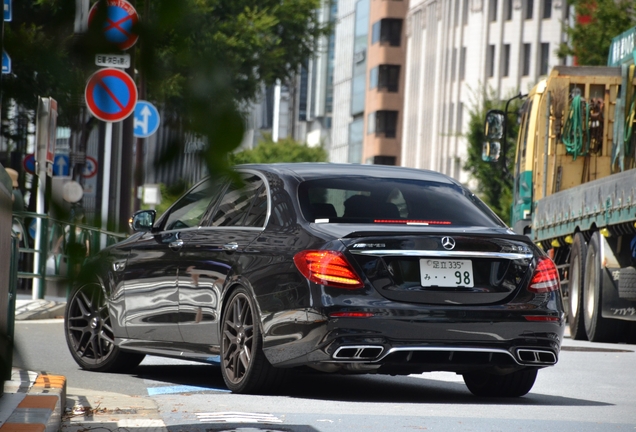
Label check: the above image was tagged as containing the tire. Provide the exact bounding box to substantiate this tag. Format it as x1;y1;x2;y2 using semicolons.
65;282;145;372
220;287;287;394
568;232;588;340
583;232;622;342
463;368;538;397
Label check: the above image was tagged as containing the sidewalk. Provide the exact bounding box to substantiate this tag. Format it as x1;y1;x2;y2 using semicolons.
14;296;67;321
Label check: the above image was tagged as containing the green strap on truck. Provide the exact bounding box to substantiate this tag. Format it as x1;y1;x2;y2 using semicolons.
562;94;590;160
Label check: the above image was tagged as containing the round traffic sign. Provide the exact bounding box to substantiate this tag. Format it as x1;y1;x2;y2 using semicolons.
134;100;161;138
23;154;35;174
83;156;98;179
88;0;139;51
85;68;138;122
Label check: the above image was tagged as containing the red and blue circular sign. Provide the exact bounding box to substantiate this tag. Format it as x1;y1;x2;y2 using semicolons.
88;0;139;51
85;68;138;122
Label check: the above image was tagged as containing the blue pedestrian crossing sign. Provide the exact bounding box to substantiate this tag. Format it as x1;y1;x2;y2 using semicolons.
2;51;10;74
53;154;70;176
134;101;160;138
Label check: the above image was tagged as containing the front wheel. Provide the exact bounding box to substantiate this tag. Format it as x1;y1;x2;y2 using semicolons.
220;287;287;394
65;282;145;372
463;368;538;397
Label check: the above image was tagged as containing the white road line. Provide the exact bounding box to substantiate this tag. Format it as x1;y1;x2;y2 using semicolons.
196;412;283;423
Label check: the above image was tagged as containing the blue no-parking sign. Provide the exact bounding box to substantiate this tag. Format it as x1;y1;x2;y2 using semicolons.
85;68;138;122
23;154;35;174
134;101;160;138
88;0;139;50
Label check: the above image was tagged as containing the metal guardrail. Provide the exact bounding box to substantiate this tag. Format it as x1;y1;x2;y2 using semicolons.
11;211;127;298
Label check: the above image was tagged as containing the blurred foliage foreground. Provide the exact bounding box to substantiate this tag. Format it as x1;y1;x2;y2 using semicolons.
3;0;330;183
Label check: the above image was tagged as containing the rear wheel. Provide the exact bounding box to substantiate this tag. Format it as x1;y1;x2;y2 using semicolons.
220;287;286;394
568;232;588;340
463;368;538;397
583;232;621;342
65;282;145;372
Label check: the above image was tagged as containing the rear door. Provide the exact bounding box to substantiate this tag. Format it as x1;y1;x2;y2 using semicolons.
178;172;268;345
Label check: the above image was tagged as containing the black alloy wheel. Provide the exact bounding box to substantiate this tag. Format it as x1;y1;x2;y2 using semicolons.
568;232;588;340
65;282;144;372
220;287;286;394
462;368;538;397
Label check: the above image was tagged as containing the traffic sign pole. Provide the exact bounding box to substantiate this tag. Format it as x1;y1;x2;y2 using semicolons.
100;122;113;249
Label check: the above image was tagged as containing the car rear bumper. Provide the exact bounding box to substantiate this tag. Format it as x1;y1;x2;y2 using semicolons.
262;310;565;373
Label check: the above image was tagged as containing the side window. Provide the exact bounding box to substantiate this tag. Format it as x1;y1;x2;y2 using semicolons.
209;174;267;227
163;179;224;231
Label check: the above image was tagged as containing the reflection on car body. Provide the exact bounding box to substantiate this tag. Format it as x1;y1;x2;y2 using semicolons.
64;163;564;397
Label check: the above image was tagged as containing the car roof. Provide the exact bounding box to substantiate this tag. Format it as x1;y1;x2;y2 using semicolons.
235;163;458;185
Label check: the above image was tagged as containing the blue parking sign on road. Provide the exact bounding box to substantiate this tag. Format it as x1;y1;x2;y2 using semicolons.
134;101;161;138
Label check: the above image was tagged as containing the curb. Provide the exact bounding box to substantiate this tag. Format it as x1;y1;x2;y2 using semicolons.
1;371;66;432
14;300;66;321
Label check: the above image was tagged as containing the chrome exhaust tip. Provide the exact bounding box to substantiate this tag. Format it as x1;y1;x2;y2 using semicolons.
517;349;557;365
333;345;384;360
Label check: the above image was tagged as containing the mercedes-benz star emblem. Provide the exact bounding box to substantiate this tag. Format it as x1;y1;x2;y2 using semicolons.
441;237;456;250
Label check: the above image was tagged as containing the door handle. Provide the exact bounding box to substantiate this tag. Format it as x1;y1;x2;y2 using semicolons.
169;239;184;250
222;242;239;252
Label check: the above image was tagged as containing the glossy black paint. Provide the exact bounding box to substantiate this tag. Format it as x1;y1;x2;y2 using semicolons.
74;163;565;375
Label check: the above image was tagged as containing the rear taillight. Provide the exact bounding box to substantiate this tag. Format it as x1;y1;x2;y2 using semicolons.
293;250;364;289
528;256;560;293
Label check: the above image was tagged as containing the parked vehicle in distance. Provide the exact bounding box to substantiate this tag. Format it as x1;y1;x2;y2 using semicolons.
64;163;564;396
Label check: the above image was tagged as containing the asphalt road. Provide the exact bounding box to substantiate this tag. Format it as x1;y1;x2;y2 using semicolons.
13;319;636;431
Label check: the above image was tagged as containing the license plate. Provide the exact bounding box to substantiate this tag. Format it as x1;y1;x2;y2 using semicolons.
420;259;474;287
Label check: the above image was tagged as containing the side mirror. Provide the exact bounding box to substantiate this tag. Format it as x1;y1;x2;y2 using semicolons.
482;141;501;162
129;209;156;232
484;110;505;140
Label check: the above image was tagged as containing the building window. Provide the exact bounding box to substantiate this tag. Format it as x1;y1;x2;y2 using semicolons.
489;0;498;22
368;110;398;138
367;156;396;165
380;65;400;91
542;0;552;19
502;44;510;77
351;0;369;116
462;0;469;25
505;0;513;20
348;117;364;163
370;66;378;89
525;0;534;19
372;19;403;46
451;48;457;82
523;43;531;76
487;44;496;78
460;47;466;81
457;103;464;134
540;42;550;75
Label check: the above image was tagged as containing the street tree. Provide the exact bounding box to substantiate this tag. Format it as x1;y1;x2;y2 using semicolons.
557;0;636;65
463;88;519;223
230;134;327;165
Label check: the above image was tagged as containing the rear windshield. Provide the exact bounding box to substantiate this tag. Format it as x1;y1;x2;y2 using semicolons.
297;177;504;227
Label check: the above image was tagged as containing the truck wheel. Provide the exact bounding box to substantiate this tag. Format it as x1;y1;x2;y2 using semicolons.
463;368;538;397
568;232;588;340
583;232;621;342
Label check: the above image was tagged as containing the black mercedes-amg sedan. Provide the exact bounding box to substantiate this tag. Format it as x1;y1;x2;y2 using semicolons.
64;163;564;397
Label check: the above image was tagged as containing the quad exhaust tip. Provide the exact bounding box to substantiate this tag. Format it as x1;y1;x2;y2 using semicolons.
333;345;384;360
517;349;557;365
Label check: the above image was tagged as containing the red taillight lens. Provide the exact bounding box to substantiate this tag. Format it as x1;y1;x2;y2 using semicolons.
330;311;374;318
528;256;560;293
293;250;364;289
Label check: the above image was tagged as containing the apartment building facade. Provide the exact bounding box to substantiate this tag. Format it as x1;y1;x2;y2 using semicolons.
331;0;408;165
401;0;569;183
